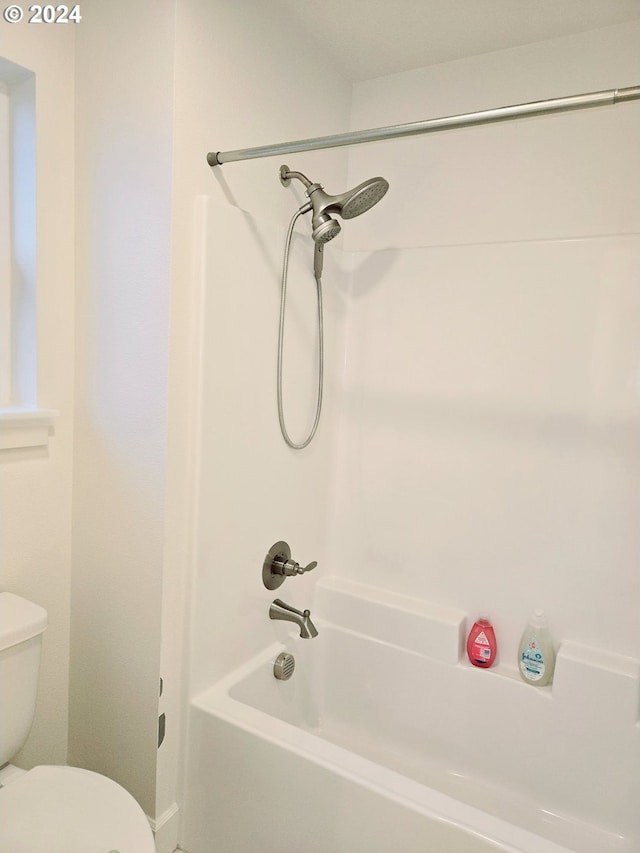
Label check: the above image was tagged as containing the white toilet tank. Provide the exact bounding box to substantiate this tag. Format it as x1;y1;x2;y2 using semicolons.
0;593;48;766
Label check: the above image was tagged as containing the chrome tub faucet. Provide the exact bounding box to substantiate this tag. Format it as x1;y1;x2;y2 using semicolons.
269;598;318;639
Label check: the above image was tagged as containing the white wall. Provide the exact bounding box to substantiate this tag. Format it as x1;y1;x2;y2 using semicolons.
329;22;640;661
0;21;74;767
70;0;174;818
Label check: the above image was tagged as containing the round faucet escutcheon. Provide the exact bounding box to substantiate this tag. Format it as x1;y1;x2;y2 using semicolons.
262;540;317;590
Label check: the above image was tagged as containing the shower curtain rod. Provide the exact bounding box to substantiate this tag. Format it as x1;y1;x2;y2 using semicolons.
208;85;640;167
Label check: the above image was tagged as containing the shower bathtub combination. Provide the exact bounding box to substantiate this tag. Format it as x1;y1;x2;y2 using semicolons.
181;577;640;853
180;80;640;853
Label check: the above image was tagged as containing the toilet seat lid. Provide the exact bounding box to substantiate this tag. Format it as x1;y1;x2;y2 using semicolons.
0;765;155;853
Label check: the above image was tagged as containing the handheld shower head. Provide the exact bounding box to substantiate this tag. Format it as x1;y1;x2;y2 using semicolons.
312;215;341;244
280;165;389;244
277;166;390;451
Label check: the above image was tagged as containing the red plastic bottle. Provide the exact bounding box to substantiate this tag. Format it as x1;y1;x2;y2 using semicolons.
466;618;497;668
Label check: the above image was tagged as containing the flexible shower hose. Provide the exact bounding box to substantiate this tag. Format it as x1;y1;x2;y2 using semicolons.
277;207;324;449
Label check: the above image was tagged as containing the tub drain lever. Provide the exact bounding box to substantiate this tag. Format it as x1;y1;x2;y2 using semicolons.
263;540;317;590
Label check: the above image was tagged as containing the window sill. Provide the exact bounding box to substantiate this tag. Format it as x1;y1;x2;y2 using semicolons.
0;408;58;450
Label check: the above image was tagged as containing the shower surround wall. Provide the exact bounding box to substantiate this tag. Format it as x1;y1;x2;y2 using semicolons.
174;0;352;690
329;21;640;661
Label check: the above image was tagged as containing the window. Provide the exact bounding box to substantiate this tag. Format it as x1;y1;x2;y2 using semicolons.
0;57;54;450
0;82;11;406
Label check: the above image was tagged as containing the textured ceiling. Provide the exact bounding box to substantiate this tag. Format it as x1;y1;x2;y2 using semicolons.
273;0;640;81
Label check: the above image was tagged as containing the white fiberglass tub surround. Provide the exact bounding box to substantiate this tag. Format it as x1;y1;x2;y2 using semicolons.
182;578;640;853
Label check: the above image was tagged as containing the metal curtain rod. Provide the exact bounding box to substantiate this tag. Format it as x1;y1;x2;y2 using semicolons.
208;85;640;167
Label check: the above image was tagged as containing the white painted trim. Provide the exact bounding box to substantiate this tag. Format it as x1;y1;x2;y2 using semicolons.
148;802;179;853
0;407;58;450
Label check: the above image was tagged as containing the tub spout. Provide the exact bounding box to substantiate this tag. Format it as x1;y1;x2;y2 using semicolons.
269;598;318;639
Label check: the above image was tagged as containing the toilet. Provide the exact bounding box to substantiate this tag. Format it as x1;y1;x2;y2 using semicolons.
0;592;155;853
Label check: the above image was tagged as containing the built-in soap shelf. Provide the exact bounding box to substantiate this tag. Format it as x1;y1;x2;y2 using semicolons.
458;656;553;690
314;576;640;725
314;575;465;665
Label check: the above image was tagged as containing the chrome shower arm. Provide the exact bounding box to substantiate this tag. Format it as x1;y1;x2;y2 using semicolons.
280;166;313;189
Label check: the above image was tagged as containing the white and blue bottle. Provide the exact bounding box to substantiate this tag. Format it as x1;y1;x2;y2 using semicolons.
518;609;555;686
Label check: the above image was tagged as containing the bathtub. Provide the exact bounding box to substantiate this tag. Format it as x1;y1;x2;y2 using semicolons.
181;579;639;853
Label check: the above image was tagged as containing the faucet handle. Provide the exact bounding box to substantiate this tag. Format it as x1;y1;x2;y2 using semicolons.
263;541;317;590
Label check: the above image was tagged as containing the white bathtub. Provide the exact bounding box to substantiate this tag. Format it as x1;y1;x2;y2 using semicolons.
181;581;639;853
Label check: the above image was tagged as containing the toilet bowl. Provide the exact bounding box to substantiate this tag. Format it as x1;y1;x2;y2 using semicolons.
0;765;155;853
0;593;156;852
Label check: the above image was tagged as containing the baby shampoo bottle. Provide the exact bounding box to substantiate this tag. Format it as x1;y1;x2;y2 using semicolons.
466;618;497;668
518;609;555;686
